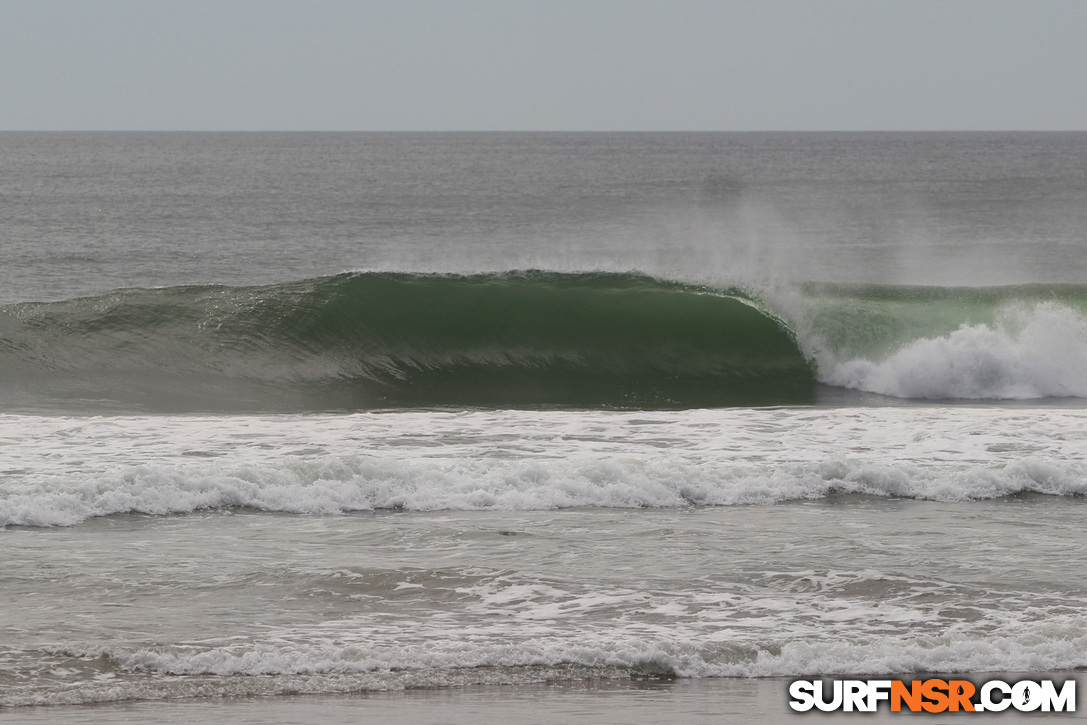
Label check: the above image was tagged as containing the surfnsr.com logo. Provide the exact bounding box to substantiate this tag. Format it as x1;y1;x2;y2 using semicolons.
789;678;1076;713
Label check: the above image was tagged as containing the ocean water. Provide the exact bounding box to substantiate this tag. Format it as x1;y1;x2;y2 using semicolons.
2;132;1087;721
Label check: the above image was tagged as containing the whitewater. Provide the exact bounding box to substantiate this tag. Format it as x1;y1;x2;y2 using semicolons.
4;408;1087;529
3;131;1087;723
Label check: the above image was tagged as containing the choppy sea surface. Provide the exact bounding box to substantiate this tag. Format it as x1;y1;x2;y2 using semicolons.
2;132;1087;719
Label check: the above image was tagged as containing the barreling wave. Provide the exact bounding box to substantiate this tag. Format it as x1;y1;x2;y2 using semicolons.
3;271;1087;412
0;272;814;412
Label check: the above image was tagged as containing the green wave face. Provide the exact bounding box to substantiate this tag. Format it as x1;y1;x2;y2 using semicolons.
0;272;817;412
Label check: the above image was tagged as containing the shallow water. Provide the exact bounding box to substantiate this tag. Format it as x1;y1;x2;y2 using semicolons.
5;412;1087;705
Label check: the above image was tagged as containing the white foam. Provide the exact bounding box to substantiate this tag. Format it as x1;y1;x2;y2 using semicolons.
3;407;1087;527
825;302;1087;399
41;612;1087;682
6;455;1087;529
8;541;1087;706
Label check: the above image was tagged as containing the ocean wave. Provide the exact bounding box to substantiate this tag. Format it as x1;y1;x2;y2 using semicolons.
5;407;1086;527
3;272;1087;411
4;453;1086;528
0;271;812;411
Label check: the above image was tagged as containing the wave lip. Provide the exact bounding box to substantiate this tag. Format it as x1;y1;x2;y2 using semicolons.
0;271;815;412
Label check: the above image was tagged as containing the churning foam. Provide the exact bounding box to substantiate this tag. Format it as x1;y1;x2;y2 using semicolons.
3;407;1087;527
823;302;1087;399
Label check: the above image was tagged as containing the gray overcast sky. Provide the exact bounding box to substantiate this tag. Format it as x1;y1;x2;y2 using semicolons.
2;0;1085;131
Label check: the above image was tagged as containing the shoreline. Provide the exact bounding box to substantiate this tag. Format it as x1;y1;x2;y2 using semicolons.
6;672;1084;724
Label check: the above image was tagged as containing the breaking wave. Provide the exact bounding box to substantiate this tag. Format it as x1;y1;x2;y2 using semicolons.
3;271;1087;411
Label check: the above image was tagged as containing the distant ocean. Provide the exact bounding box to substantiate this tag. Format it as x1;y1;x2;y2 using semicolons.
3;132;1087;720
